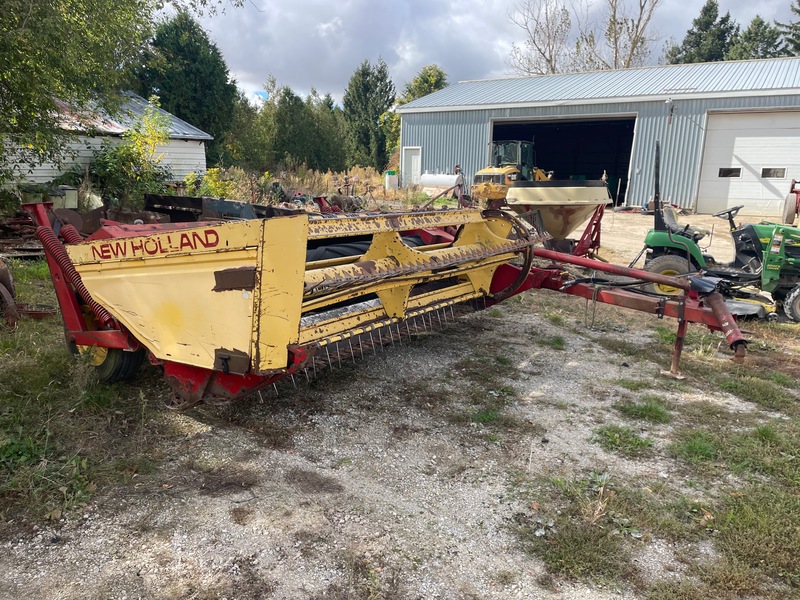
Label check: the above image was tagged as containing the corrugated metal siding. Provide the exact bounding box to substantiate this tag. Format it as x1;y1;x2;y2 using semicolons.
400;95;800;210
400;58;800;110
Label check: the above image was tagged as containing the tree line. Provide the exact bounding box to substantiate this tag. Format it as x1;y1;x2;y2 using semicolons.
6;0;800;190
1;3;447;188
509;0;800;75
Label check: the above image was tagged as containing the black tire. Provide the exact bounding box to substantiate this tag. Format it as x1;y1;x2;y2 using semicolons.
82;347;146;383
772;287;792;303
783;285;800;322
643;255;692;296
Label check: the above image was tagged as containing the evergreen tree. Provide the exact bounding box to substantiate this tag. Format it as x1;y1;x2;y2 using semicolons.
727;16;787;60
777;0;800;55
666;0;738;64
343;59;395;170
272;87;315;169
134;12;237;165
219;91;272;173
306;91;347;172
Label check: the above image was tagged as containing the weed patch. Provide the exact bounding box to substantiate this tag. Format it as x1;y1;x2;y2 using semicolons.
614;378;651;392
593;425;653;457
0;293;168;521
526;521;631;580
535;335;566;350
719;375;792;411
716;485;800;587
669;429;717;463
617;396;672;424
513;472;634;581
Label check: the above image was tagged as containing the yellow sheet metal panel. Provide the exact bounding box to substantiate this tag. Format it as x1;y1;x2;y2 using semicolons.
251;214;309;373
66;220;265;371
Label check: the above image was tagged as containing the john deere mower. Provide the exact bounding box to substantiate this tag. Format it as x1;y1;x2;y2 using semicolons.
639;162;800;321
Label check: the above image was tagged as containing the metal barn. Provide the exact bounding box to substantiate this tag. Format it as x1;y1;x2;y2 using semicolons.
397;57;800;218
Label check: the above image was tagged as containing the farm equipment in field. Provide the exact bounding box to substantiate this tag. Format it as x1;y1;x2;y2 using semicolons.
637;145;800;321
20;196;748;407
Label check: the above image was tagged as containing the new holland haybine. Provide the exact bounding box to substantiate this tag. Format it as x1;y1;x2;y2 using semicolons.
13;198;747;409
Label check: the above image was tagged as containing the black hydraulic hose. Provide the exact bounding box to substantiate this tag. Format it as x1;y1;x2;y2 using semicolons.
35;226;116;328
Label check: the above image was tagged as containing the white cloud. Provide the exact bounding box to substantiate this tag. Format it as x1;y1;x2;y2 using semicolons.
200;0;797;100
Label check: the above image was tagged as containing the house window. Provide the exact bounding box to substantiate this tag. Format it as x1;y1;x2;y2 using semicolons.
718;168;741;178
761;167;786;179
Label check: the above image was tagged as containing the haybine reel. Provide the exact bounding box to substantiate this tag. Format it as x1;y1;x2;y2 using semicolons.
19;202;747;408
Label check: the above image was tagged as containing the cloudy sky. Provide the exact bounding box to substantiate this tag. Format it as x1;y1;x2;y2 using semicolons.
200;0;795;101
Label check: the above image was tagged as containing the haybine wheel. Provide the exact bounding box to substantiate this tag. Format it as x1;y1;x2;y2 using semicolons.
783;285;800;322
0;259;18;328
644;255;692;295
77;346;146;383
483;209;535;302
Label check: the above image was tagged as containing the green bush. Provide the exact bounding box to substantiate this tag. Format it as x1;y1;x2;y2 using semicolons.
90;96;171;209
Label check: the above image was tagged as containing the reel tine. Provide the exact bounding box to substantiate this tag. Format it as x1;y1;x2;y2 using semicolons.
396;323;402;345
335;341;342;368
290;374;297;389
369;330;377;355
348;338;356;363
303;368;310;382
358;335;364;360
437;309;443;328
272;383;279;395
325;345;333;369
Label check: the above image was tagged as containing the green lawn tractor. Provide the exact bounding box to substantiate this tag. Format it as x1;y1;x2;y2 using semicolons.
640;203;800;320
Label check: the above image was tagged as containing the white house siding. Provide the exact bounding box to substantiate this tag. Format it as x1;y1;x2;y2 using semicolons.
154;139;207;181
10;136;206;185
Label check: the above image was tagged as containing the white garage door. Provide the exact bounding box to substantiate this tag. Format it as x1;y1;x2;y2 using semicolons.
697;112;800;218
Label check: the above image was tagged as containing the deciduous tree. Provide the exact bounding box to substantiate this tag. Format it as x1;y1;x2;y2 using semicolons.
507;0;661;75
381;65;449;158
0;0;239;184
574;0;663;70
509;0;572;75
0;0;155;182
